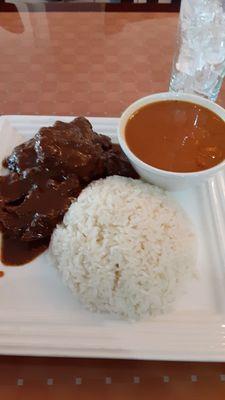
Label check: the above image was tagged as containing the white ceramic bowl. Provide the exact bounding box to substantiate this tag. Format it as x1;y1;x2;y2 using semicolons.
118;92;225;191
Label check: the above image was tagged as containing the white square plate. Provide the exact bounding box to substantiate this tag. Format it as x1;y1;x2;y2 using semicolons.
0;115;225;361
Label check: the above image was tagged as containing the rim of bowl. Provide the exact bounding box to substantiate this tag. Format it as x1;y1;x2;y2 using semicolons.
118;92;225;177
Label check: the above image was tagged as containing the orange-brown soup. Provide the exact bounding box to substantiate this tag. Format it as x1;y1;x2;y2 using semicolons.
125;100;225;173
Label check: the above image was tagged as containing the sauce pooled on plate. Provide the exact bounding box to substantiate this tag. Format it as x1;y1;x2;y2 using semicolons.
0;117;138;266
125;100;225;173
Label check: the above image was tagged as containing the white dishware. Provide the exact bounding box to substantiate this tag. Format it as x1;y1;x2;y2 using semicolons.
118;92;225;191
0;114;224;361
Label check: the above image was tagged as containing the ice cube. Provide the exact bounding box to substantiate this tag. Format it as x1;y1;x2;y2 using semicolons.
205;41;225;65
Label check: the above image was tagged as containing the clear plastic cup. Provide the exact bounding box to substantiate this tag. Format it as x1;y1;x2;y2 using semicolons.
169;0;225;101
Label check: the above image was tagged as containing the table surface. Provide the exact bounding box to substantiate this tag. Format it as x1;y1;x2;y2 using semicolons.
0;6;225;400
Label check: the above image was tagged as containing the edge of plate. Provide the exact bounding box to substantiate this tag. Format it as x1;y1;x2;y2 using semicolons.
0;115;224;361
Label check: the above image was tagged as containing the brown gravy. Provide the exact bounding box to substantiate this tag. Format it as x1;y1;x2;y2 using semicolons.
125;100;225;173
1;235;50;266
0;117;138;266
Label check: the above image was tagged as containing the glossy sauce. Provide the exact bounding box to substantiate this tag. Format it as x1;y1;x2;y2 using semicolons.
125;100;225;173
0;117;138;266
1;235;50;266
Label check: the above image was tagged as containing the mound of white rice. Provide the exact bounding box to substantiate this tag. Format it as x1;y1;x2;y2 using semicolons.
51;176;196;320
